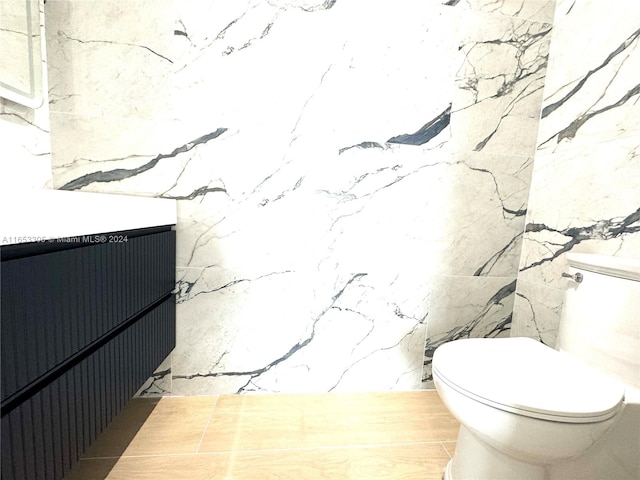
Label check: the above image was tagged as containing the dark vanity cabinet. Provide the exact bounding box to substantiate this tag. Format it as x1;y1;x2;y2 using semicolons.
1;226;176;480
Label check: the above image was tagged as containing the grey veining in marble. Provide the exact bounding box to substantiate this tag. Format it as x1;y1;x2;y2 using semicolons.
387;107;452;146
443;0;556;23
172;267;430;393
538;25;640;151
523;208;640;272
135;355;172;397
512;0;640;345
13;0;634;406
42;0;557;395
58;129;228;191
422;277;515;387
511;280;563;346
451;13;552;156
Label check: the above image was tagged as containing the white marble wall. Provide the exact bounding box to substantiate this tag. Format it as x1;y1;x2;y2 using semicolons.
420;0;553;386
512;0;640;346
44;0;553;394
0;0;52;189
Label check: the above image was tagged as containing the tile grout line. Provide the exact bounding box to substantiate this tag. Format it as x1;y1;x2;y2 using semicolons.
440;441;455;459
80;440;455;461
195;440;456;457
195;395;221;454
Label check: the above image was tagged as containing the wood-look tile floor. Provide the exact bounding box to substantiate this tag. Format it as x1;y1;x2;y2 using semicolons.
65;390;459;480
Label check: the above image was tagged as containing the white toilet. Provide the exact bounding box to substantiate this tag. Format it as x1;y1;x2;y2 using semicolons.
433;253;640;480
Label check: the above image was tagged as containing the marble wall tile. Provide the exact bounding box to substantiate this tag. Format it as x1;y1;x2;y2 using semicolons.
168;0;459;305
519;111;640;289
172;266;430;394
443;0;556;24
177;146;531;277
312;147;531;278
173;0;455;131
511;279;563;346
536;1;640;154
450;12;552;157
419;2;550;382
512;0;640;342
433;150;533;277
512;133;640;339
46;0;174;120
169;145;532;394
135;354;172;397
170;0;457;228
422;276;515;387
48;114;225;197
0;98;52;188
45;0;548;395
170;143;531;394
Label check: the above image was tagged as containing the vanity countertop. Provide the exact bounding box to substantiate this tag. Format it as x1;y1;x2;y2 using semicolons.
0;188;177;246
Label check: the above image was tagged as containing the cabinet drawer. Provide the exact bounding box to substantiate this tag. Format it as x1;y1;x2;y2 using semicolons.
1;295;175;480
1;229;175;404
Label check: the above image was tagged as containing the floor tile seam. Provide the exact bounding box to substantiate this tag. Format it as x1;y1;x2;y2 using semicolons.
78;441;449;461
78;452;209;461
195;395;221;454
197;440;451;455
209;391;440;402
440;441;454;459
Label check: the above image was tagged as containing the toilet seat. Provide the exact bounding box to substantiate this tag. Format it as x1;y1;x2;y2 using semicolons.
432;337;625;423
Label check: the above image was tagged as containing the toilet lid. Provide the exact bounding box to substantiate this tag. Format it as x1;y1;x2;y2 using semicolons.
432;337;625;423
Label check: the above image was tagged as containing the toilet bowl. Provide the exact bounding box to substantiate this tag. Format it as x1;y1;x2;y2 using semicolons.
432;253;640;480
433;337;625;480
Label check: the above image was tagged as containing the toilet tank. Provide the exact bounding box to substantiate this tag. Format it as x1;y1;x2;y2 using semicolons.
557;253;640;389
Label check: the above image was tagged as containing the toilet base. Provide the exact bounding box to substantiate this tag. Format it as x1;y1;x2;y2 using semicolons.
443;459;453;480
447;426;547;480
